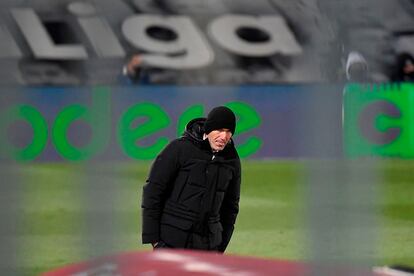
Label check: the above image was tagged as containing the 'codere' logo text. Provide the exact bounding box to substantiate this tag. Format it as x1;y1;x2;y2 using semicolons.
0;87;262;161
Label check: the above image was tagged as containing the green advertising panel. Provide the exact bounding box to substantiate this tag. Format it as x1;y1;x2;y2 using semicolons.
344;83;414;158
1;85;348;162
0;86;273;161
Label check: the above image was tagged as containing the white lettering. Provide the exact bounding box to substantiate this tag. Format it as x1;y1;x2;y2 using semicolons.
4;8;302;70
69;2;125;58
208;15;302;56
12;8;88;59
122;15;214;69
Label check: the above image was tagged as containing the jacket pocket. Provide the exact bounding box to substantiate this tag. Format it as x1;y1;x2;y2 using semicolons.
217;167;233;191
171;172;189;202
186;161;208;188
160;213;194;248
161;213;193;231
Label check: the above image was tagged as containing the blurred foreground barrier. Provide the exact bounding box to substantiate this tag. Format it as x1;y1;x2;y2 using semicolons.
42;249;380;276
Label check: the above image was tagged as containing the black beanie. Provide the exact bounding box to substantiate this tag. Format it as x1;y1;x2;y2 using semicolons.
204;106;236;134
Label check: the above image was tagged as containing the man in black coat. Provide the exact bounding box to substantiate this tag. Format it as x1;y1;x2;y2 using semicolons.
142;106;241;252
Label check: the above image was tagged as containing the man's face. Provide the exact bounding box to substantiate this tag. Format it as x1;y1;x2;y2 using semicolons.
206;128;232;152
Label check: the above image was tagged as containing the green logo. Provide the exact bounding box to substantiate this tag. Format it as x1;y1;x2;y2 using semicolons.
52;86;111;161
343;83;414;158
0;105;48;161
0;87;262;161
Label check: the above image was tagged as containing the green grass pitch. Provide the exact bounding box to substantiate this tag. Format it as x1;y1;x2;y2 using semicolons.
6;160;414;275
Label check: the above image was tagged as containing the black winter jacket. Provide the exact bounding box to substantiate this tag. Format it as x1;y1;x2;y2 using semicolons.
141;118;241;252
